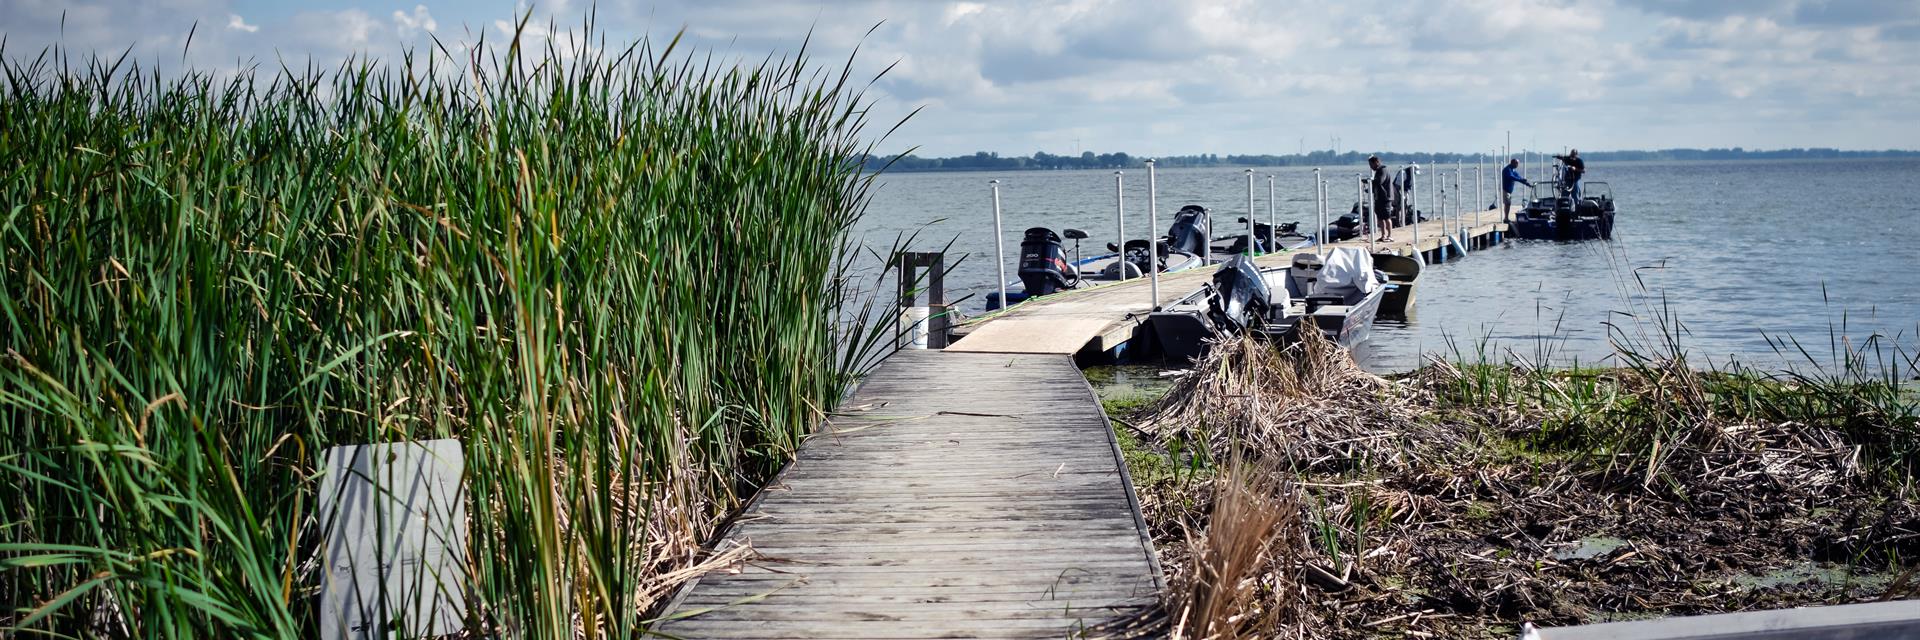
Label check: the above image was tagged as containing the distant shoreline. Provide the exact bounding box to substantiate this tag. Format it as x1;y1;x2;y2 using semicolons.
865;148;1920;173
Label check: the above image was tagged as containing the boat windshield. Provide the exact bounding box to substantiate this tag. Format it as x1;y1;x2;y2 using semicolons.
1582;181;1613;201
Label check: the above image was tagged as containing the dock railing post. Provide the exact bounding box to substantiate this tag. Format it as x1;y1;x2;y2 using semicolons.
1475;164;1484;232
1245;169;1256;255
1429;161;1439;247
1360;175;1374;253
1313;168;1323;256
1453;165;1462;248
1454;161;1463;248
1409;164;1424;264
1146;160;1159;309
1113;171;1126;280
1267;174;1277;251
990;180;1007;310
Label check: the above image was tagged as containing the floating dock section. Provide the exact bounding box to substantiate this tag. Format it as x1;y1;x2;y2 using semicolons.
950;218;1509;357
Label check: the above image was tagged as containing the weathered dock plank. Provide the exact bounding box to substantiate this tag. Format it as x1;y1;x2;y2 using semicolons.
656;351;1162;638
948;219;1508;355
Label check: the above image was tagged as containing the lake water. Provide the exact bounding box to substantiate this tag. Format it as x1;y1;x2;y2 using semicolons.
856;159;1920;374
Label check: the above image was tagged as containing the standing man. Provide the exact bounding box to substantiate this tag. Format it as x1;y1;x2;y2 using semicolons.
1501;158;1532;221
1369;156;1393;242
1554;149;1585;200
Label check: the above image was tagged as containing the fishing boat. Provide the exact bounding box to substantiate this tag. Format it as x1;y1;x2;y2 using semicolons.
1510;181;1616;241
986;205;1213;310
1210;219;1316;257
1323;208;1367;242
1372;253;1420;319
1147;248;1387;362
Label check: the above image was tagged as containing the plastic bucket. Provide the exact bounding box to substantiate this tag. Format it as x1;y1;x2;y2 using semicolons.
900;306;930;350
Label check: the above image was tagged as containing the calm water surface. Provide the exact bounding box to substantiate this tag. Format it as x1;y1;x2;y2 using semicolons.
857;159;1920;373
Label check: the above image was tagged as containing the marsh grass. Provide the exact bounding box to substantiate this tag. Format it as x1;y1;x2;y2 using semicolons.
1434;313;1920;487
0;18;909;638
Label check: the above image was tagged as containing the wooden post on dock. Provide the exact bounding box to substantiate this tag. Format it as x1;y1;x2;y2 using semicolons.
895;252;948;349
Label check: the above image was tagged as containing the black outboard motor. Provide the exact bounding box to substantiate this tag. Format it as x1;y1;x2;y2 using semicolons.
1326;212;1364;242
1017;227;1075;296
1206;254;1271;332
1165;205;1211;255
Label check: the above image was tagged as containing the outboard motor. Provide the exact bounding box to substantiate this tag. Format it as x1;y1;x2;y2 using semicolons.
1164;205;1211;256
1326;213;1364;242
1206;254;1271;332
1017;227;1074;296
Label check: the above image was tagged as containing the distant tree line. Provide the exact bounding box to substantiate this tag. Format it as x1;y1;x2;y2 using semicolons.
863;147;1920;172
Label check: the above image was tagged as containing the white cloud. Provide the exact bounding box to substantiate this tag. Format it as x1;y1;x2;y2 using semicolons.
394;5;437;38
4;0;1919;154
227;14;259;34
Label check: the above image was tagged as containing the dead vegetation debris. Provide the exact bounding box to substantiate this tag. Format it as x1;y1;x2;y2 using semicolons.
1108;331;1920;639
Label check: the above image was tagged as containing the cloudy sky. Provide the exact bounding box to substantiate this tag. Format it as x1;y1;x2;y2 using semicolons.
4;0;1917;156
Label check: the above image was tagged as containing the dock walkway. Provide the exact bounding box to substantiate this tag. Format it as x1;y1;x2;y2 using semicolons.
657;351;1163;639
950;218;1509;356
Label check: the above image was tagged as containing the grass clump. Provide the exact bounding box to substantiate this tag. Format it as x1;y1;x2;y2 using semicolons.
0;22;900;638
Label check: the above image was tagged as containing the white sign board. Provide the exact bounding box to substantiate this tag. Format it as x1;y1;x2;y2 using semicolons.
317;439;467;639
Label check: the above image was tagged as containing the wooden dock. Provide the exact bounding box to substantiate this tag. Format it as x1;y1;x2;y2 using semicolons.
949;218;1509;356
657;351;1163;639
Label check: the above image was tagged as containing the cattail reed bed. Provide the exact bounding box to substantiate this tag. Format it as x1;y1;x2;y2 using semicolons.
0;26;901;638
1105;332;1920;639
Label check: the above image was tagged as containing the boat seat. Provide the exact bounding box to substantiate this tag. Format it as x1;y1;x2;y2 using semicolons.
1305;295;1345;312
1100;261;1144;279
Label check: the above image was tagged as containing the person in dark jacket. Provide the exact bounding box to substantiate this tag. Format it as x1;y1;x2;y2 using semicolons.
1554;149;1585;199
1369;156;1393;241
1501;159;1531;221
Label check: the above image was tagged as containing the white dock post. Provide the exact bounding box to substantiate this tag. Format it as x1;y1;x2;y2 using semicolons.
1244;169;1256;255
991;180;1007;309
1455;163;1465;248
1438;177;1448;259
1360;175;1374;253
1113;171;1127;280
1266;174;1277;251
1314;168;1325;257
1475;163;1484;233
1146;160;1159;309
1429;161;1439;238
1410;164;1424;264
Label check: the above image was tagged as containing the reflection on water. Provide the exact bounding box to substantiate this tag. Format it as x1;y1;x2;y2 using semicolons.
861;159;1920;373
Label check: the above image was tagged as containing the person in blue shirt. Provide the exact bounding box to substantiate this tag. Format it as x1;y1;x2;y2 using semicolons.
1501;159;1532;221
